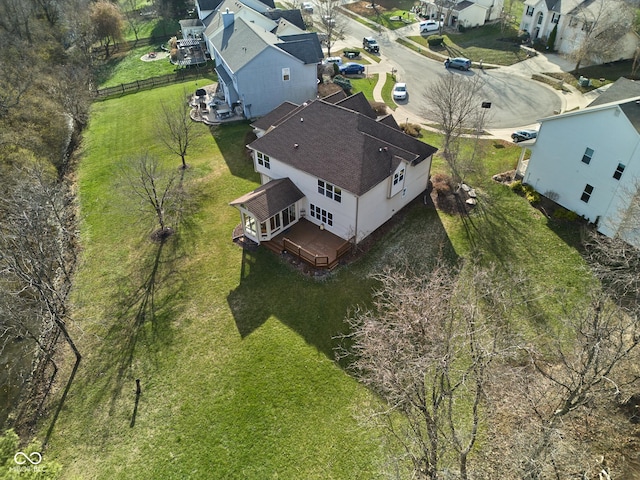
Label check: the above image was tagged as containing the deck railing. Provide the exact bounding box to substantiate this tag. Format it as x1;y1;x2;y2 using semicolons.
283;238;329;267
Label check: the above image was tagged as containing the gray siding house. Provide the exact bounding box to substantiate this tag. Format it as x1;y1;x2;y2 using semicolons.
199;0;322;118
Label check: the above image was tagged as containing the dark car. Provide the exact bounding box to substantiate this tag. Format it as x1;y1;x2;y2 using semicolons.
362;36;379;53
511;129;538;143
445;57;471;71
339;62;365;75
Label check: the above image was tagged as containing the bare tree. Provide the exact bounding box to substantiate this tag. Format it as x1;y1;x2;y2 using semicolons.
89;0;125;58
122;0;143;42
316;0;348;58
339;261;513;479
568;0;635;71
157;95;203;170
0;163;81;439
121;153;186;242
423;74;485;185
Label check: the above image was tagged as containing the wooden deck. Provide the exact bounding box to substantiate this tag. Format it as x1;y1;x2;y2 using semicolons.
263;218;352;269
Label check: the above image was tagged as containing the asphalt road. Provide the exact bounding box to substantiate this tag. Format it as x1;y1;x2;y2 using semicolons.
335;16;562;129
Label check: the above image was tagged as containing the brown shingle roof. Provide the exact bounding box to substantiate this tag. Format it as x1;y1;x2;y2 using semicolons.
334;92;377;118
251;101;300;131
248;99;437;196
229;178;304;222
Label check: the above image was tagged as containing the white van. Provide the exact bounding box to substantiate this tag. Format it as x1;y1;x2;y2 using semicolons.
323;56;343;66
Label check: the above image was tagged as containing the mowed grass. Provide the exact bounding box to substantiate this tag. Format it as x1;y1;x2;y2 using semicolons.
46;80;386;479
44;78;593;478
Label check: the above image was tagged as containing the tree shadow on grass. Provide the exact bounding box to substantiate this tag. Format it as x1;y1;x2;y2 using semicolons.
84;234;187;420
226;200;457;362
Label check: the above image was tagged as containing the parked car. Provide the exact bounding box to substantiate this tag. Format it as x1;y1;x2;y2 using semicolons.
419;20;441;33
362;36;380;53
339;62;365;75
301;2;313;13
511;129;538;143
323;56;342;66
392;82;407;101
445;57;471;71
323;15;335;26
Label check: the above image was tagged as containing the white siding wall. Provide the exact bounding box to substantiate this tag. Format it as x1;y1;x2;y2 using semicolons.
524;107;640;229
356;157;432;242
254;154;432;243
458;5;487;28
254;157;358;240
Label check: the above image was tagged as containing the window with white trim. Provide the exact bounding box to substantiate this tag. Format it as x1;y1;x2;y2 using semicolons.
613;163;626;180
581;147;594;165
317;179;342;203
526;6;534;16
393;168;405;186
552;13;560;23
309;203;333;226
282;68;290;81
257;151;270;169
581;184;594;203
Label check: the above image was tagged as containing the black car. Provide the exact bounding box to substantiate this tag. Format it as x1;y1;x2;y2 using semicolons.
362;37;379;53
511;129;538;143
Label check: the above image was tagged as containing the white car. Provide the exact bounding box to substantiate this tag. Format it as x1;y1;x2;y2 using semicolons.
392;83;407;101
301;2;313;13
419;20;442;33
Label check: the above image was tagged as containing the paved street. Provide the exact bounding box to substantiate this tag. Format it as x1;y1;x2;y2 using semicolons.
324;9;602;140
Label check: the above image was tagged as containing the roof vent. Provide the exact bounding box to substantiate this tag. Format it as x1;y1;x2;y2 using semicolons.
300;117;304;122
294;143;299;148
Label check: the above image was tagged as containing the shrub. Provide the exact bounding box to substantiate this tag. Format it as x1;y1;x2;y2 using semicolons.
332;75;352;93
370;101;387;115
553;207;578;221
510;180;525;194
401;122;421;137
427;36;444;47
510;181;540;204
431;173;453;197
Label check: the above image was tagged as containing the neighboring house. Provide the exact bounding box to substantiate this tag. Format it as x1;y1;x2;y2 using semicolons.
230;93;438;248
419;0;504;28
521;78;640;248
519;0;638;61
193;0;322;118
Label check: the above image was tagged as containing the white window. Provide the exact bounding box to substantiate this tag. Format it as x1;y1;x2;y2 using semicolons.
257;151;270;169
552;13;560;23
393;168;405;186
526;6;534;16
282;68;290;82
317;179;341;203
309;203;333;226
581;184;593;203
581;147;594;165
613;163;626;180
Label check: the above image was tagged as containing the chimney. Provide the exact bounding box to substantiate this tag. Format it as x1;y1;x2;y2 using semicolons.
222;9;234;28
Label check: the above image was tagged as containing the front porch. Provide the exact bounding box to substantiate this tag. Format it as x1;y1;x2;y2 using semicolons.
263;218;352;270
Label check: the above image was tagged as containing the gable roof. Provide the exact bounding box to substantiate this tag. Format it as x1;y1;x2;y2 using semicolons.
276;33;324;64
251;101;301;131
588;78;640;107
334;92;377;119
248;99;438;196
264;9;306;30
229;178;304;222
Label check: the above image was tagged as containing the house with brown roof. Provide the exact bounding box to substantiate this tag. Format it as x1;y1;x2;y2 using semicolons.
230;93;438;265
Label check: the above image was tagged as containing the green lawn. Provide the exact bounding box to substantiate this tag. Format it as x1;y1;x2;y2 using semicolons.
42;77;592;478
350;74;379;100
95;45;185;88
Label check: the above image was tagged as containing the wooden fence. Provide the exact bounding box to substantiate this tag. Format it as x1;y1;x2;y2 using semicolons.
94;65;216;99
